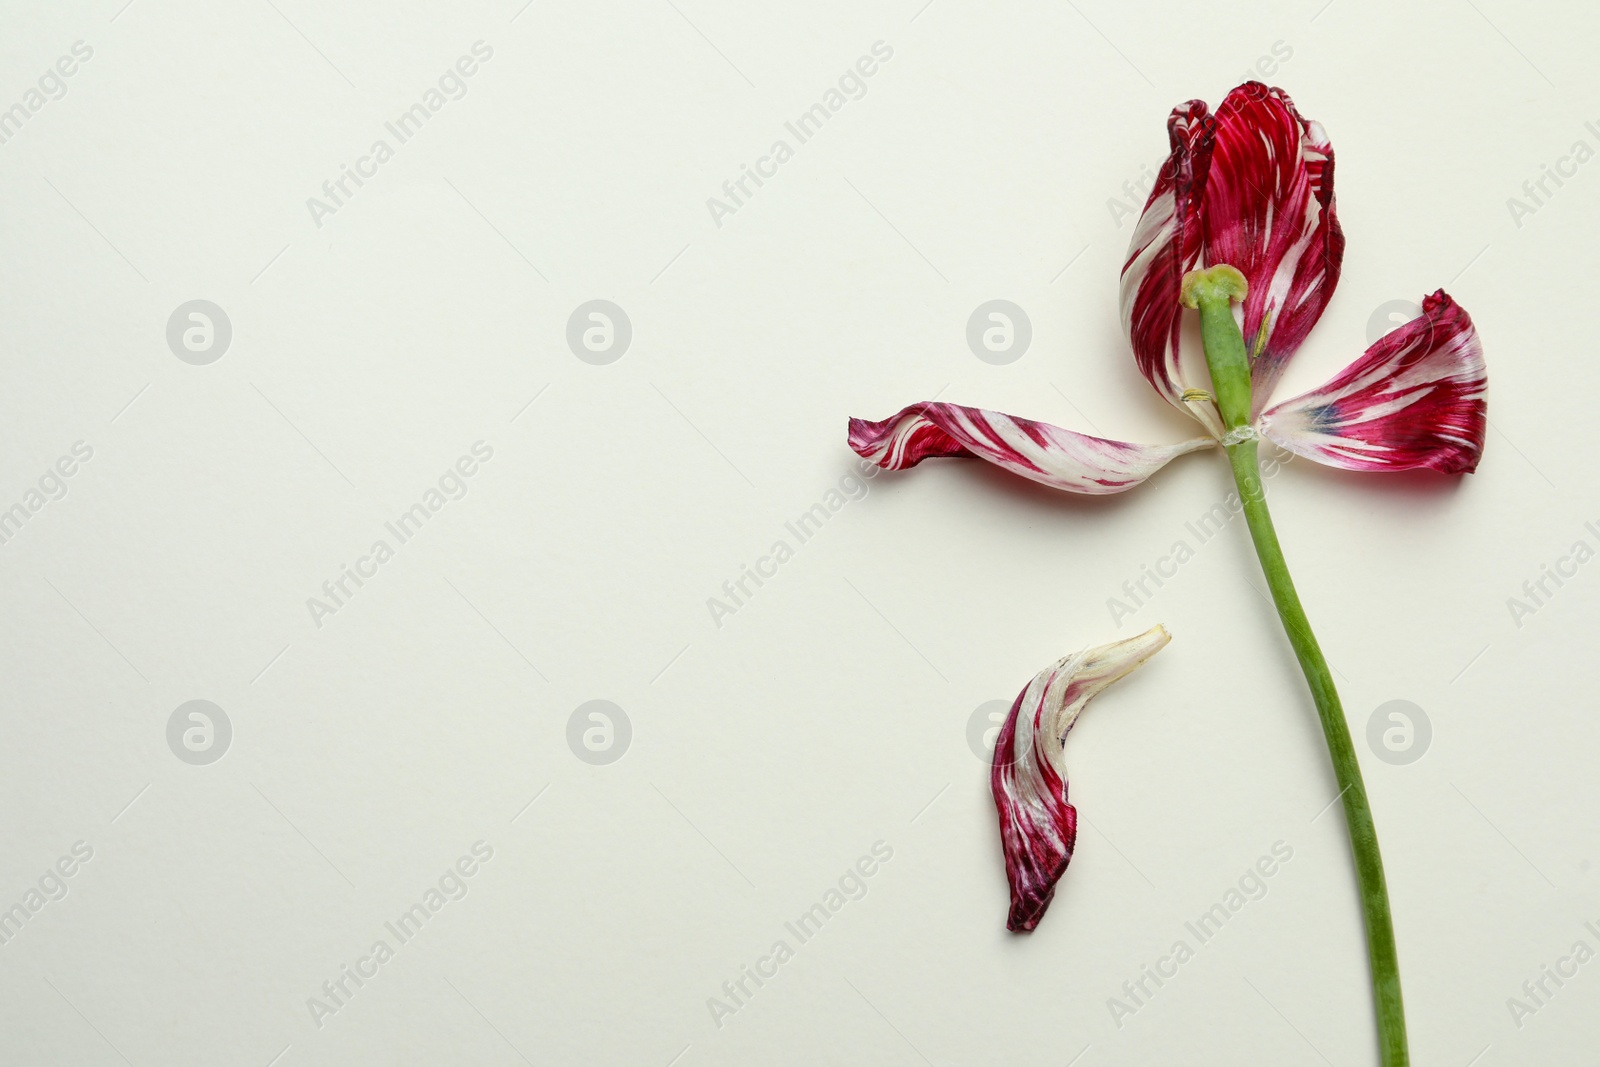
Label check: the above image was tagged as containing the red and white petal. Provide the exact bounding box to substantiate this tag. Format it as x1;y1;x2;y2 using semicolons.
1259;291;1485;473
1120;99;1224;437
1202;83;1345;414
992;626;1171;932
848;402;1211;495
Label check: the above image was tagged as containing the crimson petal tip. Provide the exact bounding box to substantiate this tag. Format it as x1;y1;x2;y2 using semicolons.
1259;291;1486;474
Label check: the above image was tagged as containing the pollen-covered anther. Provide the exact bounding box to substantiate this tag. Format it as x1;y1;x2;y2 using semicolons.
1179;264;1249;309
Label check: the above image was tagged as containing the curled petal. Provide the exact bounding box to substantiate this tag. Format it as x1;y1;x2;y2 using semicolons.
1259;291;1486;473
1203;83;1345;414
1121;99;1223;436
848;402;1211;495
992;626;1171;932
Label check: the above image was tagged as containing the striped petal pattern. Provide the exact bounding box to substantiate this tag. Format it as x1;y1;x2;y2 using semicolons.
1122;83;1345;423
1120;99;1222;437
1202;83;1345;414
1259;291;1485;473
993;626;1171;932
848;402;1211;495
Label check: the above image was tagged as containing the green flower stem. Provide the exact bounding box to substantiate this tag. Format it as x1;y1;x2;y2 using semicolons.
1183;267;1408;1066
1225;437;1408;1066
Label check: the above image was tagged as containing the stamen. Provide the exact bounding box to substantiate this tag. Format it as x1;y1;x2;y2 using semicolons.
1250;311;1274;363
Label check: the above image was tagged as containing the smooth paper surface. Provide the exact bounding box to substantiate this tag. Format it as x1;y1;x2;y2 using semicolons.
0;2;1594;1063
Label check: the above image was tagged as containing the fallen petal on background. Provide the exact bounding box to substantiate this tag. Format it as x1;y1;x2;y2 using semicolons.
1202;82;1345;414
1258;291;1486;473
848;402;1211;495
992;625;1172;932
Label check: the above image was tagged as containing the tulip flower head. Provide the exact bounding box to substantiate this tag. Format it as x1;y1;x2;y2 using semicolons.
848;82;1483;1066
853;84;1484;492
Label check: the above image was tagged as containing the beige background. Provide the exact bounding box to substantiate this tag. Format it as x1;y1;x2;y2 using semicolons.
0;0;1594;1063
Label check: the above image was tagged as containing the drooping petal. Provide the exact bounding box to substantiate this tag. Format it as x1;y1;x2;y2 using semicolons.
992;626;1171;932
1121;99;1223;436
1202;82;1345;414
848;402;1211;495
1258;291;1485;473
